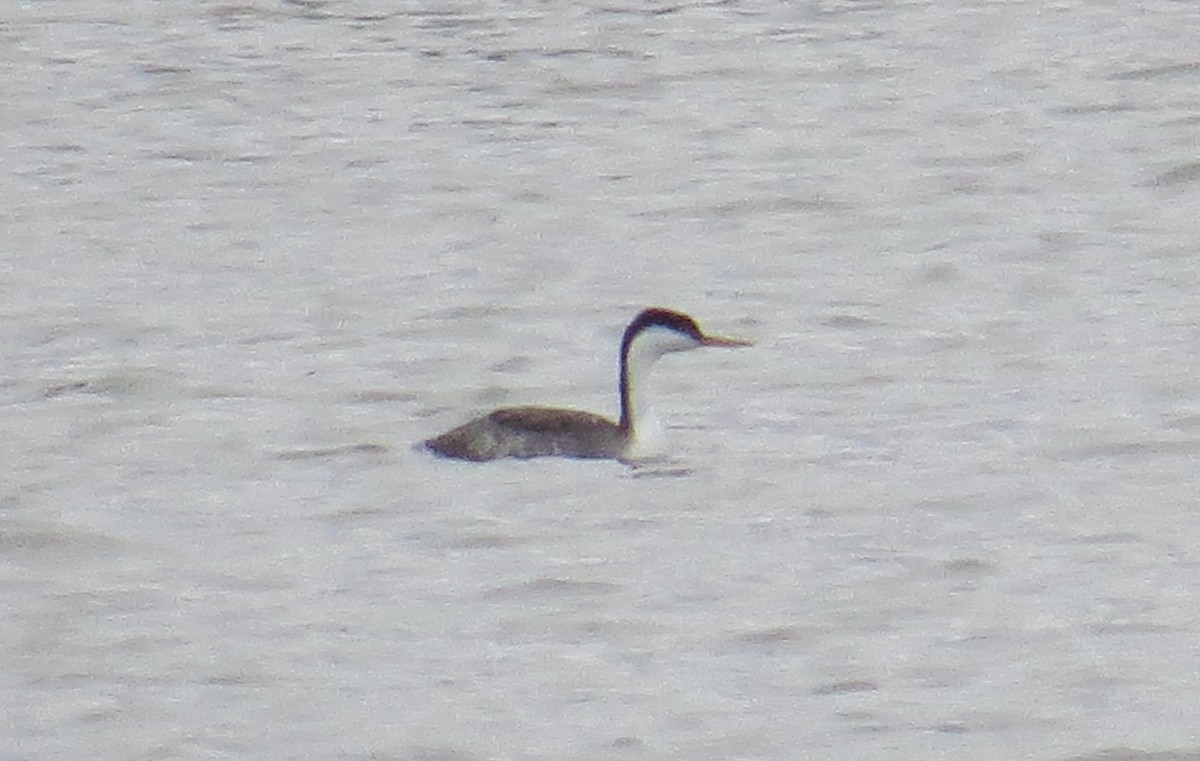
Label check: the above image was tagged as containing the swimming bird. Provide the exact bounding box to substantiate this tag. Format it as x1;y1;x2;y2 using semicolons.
424;308;750;462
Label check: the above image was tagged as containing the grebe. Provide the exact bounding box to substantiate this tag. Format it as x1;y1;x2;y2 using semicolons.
424;308;750;462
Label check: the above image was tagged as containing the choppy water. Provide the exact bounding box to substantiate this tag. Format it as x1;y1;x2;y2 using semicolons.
4;1;1200;759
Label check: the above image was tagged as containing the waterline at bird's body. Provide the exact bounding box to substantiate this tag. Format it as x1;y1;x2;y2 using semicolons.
423;308;750;462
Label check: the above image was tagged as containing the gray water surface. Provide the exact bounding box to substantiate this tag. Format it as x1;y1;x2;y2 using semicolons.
4;1;1200;759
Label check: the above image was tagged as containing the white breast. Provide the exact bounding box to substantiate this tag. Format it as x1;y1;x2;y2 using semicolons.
623;405;666;459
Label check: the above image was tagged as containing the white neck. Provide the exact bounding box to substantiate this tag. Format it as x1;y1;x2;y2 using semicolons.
619;325;697;458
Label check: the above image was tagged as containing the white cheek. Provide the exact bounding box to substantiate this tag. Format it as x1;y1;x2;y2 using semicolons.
629;326;698;359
